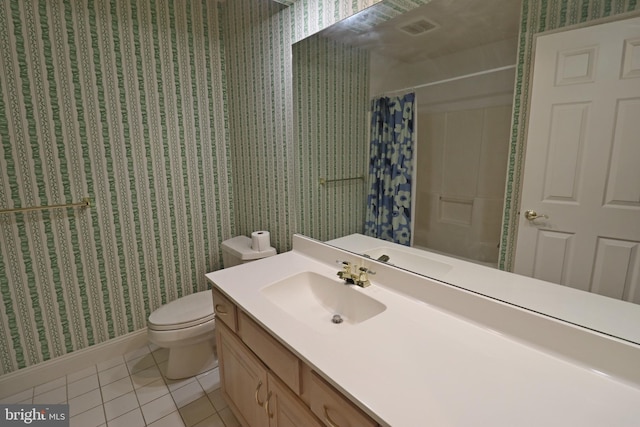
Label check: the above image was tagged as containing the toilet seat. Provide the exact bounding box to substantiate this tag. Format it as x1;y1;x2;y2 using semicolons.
148;317;215;347
148;290;214;331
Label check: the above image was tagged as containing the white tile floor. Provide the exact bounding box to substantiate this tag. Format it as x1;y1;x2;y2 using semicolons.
0;343;239;427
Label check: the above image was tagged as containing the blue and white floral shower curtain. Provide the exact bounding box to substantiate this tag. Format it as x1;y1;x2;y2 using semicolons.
364;93;415;245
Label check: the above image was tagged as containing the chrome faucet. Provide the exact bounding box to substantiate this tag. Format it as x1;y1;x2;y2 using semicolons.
337;261;374;288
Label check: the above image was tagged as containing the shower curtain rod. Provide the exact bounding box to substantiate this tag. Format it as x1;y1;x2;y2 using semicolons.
376;64;517;97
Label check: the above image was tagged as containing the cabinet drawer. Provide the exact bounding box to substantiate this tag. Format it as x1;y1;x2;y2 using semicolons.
308;371;377;427
238;311;301;395
212;288;238;332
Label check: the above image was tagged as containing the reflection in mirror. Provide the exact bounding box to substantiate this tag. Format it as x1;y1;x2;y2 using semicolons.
293;0;520;266
293;33;369;242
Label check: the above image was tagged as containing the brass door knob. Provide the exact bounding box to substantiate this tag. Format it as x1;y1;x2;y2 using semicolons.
524;210;548;221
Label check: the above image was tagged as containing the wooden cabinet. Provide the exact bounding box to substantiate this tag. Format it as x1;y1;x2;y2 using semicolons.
215;289;379;427
216;322;269;427
217;322;320;427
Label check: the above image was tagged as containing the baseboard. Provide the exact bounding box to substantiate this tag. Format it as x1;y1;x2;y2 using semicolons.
0;328;149;399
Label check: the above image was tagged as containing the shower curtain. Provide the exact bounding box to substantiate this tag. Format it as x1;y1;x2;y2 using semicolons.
364;93;415;245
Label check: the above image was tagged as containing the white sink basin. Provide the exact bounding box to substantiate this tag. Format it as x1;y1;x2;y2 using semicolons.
261;271;386;333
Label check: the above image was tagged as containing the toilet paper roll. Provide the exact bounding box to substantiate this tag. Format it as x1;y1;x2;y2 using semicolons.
251;231;271;252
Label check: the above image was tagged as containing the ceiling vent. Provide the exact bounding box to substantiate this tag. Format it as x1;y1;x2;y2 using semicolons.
398;18;438;36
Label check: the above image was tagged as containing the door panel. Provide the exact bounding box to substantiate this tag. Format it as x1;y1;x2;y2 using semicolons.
605;98;640;206
532;230;574;285
591;238;640;301
543;102;589;201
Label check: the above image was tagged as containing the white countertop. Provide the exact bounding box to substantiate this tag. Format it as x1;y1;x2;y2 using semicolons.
328;234;640;345
206;235;640;427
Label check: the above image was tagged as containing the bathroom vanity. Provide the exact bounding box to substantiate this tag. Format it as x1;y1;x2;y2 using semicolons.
211;287;377;427
205;235;640;427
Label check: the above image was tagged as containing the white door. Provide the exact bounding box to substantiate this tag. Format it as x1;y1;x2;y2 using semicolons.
514;16;640;303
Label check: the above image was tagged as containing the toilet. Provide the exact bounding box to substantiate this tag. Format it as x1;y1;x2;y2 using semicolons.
147;291;216;380
147;235;276;379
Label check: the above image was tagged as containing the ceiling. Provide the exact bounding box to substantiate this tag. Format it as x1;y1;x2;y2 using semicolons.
320;0;522;63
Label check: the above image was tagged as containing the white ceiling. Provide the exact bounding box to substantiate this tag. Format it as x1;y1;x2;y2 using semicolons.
321;0;522;63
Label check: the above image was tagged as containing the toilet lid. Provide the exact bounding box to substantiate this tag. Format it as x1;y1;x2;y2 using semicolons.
148;290;215;331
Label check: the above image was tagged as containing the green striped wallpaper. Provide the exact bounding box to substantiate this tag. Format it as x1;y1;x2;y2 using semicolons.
0;0;232;375
220;0;293;252
293;34;369;242
221;0;382;251
0;0;387;376
499;0;640;270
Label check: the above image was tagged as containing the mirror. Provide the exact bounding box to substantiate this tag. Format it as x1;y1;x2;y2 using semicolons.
293;0;520;264
292;0;640;345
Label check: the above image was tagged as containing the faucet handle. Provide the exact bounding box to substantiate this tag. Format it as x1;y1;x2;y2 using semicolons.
337;261;355;283
337;260;352;273
355;266;374;288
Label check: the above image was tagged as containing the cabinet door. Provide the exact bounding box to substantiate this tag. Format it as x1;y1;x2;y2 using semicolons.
308;371;377;427
266;372;323;427
217;323;269;427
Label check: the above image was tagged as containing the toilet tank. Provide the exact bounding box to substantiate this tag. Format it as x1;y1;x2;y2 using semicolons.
221;236;277;268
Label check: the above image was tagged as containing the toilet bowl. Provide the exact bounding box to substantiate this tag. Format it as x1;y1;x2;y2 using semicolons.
147;234;277;380
147;290;217;379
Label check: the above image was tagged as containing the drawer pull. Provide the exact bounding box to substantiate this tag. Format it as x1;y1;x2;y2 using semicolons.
215;304;228;315
255;380;266;406
263;391;273;418
323;405;341;427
